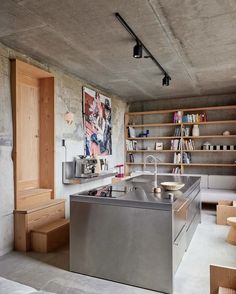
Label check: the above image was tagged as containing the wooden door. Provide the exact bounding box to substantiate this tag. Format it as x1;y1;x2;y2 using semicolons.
17;74;40;191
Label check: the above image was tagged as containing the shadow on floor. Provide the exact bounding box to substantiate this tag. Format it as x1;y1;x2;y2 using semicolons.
26;244;70;271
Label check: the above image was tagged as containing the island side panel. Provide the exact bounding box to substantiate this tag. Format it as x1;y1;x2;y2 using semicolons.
70;200;173;294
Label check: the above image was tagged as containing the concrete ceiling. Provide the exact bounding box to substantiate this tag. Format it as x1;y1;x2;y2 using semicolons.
1;0;236;101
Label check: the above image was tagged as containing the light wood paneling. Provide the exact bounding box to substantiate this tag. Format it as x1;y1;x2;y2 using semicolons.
17;75;40;191
40;77;55;197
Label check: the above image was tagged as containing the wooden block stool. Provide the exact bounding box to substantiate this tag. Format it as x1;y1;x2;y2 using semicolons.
31;218;69;252
227;217;236;246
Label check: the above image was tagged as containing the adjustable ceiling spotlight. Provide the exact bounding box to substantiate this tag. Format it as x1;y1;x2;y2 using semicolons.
162;74;171;86
115;12;172;86
133;40;142;58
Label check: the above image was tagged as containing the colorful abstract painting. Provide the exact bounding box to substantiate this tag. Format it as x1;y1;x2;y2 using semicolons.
83;87;112;156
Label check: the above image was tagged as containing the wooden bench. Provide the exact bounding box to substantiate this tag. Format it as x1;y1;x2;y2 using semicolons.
31;218;69;253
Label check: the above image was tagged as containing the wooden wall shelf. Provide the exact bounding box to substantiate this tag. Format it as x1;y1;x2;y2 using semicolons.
124;104;236;175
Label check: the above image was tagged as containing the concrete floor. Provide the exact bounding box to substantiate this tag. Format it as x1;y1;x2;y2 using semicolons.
0;209;236;294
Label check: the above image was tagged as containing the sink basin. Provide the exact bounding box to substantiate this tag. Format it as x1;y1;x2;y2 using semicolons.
160;182;185;191
131;178;151;183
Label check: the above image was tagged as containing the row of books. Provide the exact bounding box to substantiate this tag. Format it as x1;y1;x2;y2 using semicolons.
172;167;181;174
171;139;181;150
182;152;192;164
173;152;181;164
174;127;181;136
126;140;137;151
182;113;207;123
183;139;195;150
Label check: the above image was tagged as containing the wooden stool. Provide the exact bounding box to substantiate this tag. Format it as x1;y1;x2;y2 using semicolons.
227;217;236;246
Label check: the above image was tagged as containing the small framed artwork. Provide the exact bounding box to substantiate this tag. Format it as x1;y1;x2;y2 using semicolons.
155;142;163;150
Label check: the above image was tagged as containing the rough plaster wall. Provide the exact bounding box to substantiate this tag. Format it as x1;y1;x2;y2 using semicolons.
0;42;127;255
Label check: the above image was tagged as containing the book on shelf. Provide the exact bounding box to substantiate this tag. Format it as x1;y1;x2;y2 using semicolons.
183;139;195;150
172;167;181;174
126;140;137;151
182;112;207;123
174;127;181;136
171;139;181;150
182;152;192;164
182;126;190;136
173;152;181;164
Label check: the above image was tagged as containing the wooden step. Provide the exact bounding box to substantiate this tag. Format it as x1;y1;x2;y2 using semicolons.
14;199;66;251
14;199;65;214
31;219;69;253
18;188;52;208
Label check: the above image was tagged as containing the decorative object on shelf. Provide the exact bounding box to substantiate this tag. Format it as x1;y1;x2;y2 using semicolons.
128;127;136;138
173;111;182;123
160;182;185;191
138;130;149;137
64;111;74;125
83;87;112;156
223;130;231;136
192;124;200;137
155;142;163;150
115;164;124;177
202;142;211;150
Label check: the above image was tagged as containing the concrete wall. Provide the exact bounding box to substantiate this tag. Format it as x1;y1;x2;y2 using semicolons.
129;95;236;112
0;42;127;256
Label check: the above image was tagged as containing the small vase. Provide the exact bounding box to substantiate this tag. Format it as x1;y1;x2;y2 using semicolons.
192;125;199;137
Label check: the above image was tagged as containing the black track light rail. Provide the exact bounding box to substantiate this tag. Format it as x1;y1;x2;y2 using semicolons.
115;12;171;80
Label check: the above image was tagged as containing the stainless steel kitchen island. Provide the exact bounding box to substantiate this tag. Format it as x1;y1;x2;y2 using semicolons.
70;174;201;294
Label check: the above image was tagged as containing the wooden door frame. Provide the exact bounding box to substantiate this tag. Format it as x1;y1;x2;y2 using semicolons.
11;59;55;209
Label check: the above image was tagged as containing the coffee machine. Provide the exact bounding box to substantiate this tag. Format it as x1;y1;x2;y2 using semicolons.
74;156;98;178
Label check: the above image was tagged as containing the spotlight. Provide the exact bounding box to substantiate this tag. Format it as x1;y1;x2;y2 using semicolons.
133;40;142;58
162;74;171;86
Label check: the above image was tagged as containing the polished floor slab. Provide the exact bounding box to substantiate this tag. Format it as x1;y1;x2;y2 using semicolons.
0;209;236;294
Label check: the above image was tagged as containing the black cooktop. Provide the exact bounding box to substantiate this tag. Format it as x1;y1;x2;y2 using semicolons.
80;185;126;198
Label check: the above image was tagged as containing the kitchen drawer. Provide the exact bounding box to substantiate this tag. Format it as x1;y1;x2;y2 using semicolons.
186;190;200;228
186;212;200;249
28;203;65;231
173;225;186;273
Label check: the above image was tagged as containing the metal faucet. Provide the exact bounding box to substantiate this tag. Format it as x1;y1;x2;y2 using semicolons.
144;155;161;188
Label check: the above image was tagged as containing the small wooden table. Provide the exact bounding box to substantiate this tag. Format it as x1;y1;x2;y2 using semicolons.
227;217;236;246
